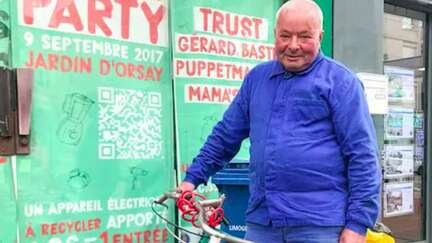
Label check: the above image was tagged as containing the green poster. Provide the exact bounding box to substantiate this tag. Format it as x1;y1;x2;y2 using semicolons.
10;0;175;242
314;0;333;56
0;1;15;242
172;0;279;188
0;156;17;242
172;0;279;240
0;0;10;67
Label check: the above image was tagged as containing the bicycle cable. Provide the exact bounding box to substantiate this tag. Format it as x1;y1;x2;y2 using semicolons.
151;201;209;239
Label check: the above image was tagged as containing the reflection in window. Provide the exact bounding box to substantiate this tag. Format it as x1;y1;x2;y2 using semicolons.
384;13;423;60
402;17;413;30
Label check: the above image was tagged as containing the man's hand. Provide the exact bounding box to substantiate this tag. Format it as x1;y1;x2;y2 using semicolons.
177;181;195;192
339;228;366;243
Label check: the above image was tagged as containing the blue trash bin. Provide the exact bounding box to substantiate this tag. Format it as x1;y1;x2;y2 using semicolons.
212;162;249;239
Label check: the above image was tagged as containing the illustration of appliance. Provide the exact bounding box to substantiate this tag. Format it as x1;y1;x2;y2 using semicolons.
0;10;9;66
130;166;148;190
68;168;91;191
57;93;94;145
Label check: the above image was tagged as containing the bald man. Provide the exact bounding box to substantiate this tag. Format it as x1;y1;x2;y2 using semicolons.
180;0;381;242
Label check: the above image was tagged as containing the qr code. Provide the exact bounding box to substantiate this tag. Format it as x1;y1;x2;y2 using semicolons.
98;87;162;160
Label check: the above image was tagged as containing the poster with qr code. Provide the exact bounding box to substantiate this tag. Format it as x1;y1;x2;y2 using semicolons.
98;87;163;160
0;2;17;241
10;0;175;241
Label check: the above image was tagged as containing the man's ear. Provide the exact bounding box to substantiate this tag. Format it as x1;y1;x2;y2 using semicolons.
319;30;324;42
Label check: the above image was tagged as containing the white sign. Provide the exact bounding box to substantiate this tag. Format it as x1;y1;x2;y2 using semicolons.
357;73;388;114
383;182;414;217
383;145;414;179
385;108;414;140
384;66;415;104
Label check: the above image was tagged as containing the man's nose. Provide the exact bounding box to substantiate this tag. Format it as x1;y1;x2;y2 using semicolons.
288;36;300;51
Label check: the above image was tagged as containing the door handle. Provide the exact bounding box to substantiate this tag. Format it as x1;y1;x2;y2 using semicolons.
16;68;33;153
0;68;33;155
0;68;14;155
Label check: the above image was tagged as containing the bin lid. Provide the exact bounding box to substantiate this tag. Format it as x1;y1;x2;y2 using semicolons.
212;162;249;185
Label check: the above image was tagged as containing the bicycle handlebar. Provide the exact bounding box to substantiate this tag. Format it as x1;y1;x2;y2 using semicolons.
154;191;253;243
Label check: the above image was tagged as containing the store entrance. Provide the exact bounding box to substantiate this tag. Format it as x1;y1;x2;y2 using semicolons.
382;3;426;242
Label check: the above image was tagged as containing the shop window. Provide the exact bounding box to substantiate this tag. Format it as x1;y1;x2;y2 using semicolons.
402;45;416;58
383;8;425;243
402;17;413;30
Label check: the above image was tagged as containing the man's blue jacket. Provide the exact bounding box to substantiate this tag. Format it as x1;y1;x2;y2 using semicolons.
184;52;382;235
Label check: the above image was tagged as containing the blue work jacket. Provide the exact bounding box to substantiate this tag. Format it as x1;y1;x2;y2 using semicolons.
184;52;381;235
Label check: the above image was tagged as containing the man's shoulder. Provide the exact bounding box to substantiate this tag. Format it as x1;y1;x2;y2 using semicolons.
320;56;356;77
318;56;361;88
319;56;363;93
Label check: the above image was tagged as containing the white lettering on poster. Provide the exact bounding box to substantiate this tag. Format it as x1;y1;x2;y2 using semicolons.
47;200;103;215
24;32;165;63
106;212;160;229
107;197;156;210
24;203;44;217
41;34;129;59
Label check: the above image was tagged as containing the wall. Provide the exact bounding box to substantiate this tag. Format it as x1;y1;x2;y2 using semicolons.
333;0;384;73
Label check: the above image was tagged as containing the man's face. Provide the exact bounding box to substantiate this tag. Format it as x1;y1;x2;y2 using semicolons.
274;10;323;72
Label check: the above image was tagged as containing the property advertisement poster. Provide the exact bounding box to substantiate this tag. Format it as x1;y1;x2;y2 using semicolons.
414;113;424;129
384;66;415;104
385;108;414;140
383;145;414;179
415;145;423;167
10;0;175;242
383;182;414;217
414;114;424;169
415;129;424;146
